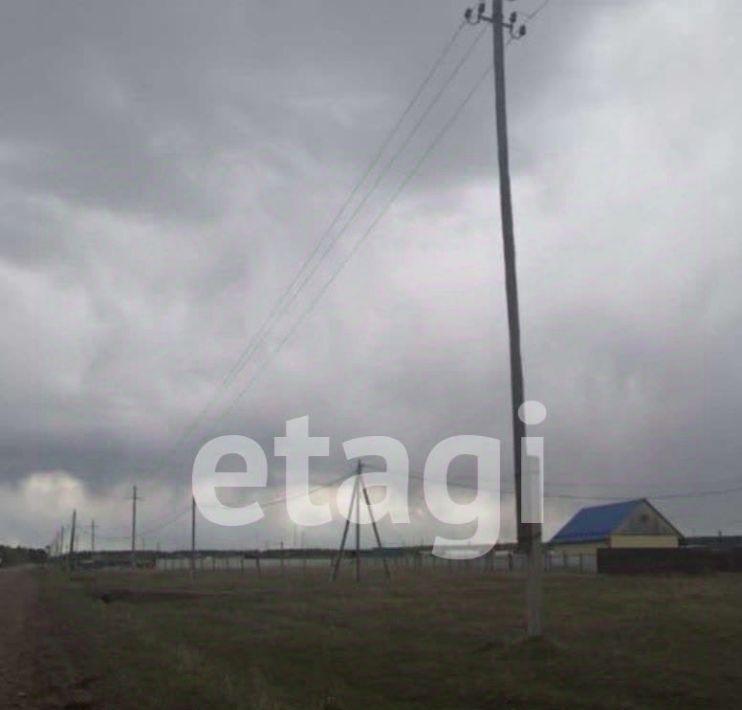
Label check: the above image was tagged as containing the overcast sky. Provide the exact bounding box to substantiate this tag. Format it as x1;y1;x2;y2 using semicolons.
1;0;740;550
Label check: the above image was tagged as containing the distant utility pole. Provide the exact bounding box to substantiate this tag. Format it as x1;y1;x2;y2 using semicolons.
331;460;391;582
362;480;391;580
331;470;359;582
355;460;361;583
69;509;77;571
60;525;65;563
90;519;96;554
464;0;542;637
129;485;141;569
191;496;197;580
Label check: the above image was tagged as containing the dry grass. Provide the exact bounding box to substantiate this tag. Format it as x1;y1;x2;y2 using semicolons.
44;566;742;709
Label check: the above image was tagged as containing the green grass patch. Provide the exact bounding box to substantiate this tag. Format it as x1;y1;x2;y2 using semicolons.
44;569;742;709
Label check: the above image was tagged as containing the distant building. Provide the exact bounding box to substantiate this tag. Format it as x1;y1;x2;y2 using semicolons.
550;498;682;555
684;535;742;550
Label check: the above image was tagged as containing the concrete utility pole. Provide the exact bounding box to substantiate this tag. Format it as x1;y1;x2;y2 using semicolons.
60;526;65;563
130;485;141;569
191;496;197;580
69;510;77;570
331;472;358;582
69;510;77;569
361;473;391;580
465;0;542;637
330;459;391;582
90;520;95;554
355;460;361;583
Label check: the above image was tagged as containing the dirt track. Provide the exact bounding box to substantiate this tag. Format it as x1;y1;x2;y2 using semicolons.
0;567;99;709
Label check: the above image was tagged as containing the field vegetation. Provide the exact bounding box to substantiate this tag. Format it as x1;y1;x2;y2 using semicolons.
28;566;742;709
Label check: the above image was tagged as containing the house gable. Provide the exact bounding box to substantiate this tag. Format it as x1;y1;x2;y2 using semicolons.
613;500;682;538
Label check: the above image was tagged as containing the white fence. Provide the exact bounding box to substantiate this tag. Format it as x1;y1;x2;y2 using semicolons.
154;550;597;574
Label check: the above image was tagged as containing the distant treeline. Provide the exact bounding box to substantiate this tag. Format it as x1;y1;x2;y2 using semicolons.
0;544;47;566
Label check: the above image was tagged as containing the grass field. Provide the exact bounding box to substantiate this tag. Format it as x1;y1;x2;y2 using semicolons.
40;567;742;709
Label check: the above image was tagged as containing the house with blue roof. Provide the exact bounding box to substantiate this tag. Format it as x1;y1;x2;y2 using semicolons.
550;498;682;554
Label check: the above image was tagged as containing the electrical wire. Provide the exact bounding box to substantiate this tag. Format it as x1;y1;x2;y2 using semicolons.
174;24;490;445
106;16;521;541
522;0;552;22
215;61;497;425
149;21;478;474
55;8;561;548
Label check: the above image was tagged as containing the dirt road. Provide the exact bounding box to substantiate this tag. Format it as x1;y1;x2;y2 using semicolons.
0;567;99;709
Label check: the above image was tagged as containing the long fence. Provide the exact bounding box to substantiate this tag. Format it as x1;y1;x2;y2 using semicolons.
152;550;598;575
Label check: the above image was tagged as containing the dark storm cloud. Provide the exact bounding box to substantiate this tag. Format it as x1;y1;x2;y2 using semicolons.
1;0;741;546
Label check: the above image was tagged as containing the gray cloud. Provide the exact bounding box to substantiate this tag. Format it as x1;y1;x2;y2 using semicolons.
1;0;741;548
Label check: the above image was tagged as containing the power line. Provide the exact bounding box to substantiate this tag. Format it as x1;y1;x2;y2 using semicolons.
72;4;551;543
138;505;191;538
522;0;552;22
205;39;538;432
545;474;742;490
146;21;479;483
552;484;742;503
260;472;352;508
215;62;498;425
109;47;496;541
135;471;350;540
172;24;491;446
60;476;742;553
224;24;488;379
220;22;471;392
367;462;742;503
125;24;490;544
